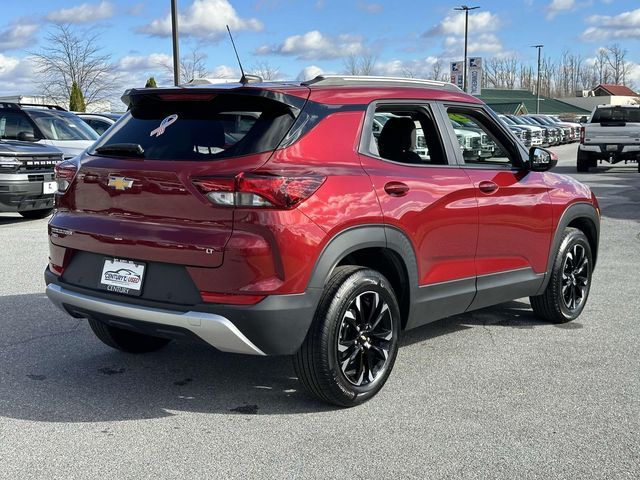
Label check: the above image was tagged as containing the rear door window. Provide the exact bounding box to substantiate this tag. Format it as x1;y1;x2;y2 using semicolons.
92;94;297;160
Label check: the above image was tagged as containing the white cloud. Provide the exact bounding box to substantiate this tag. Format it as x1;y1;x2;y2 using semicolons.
424;11;505;56
546;0;576;19
46;1;115;24
0;20;39;51
297;65;324;81
425;11;501;37
115;53;239;88
210;65;239;78
374;57;441;78
443;33;505;55
116;53;173;73
0;55;38;96
257;30;365;60
139;0;262;39
582;8;640;40
357;2;383;14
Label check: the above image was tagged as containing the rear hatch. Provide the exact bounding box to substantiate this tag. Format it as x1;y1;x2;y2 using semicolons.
52;85;309;269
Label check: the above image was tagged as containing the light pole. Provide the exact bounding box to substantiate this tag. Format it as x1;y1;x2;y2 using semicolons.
532;44;543;114
171;0;180;86
454;5;480;93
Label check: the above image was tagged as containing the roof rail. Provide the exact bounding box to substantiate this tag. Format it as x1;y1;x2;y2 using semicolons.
0;102;66;111
17;103;67;111
181;78;243;86
301;75;462;92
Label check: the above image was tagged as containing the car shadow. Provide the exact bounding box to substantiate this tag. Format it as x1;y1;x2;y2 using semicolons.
0;214;44;226
400;300;552;347
0;294;571;423
0;293;338;423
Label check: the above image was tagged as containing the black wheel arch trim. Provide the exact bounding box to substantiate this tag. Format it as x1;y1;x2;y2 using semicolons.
306;224;420;327
307;224;418;290
537;201;600;294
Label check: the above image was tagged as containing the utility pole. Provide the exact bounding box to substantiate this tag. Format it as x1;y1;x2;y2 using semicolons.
171;0;180;86
454;5;480;92
532;44;543;114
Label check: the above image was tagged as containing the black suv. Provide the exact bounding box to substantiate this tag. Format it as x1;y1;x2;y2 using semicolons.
0;140;63;218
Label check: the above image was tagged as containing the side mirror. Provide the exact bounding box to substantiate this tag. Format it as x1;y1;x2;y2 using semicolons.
17;131;36;142
527;146;558;172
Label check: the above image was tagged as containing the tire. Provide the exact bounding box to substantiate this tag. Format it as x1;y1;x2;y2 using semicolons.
530;227;593;323
19;208;53;219
576;151;593;172
88;318;171;353
293;266;401;407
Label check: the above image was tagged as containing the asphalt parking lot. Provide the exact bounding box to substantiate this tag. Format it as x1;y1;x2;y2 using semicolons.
0;143;638;479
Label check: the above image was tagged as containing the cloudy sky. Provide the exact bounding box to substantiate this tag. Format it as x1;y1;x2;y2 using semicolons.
0;0;638;102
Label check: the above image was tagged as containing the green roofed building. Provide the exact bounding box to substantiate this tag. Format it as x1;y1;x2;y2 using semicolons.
478;89;590;117
483;101;528;115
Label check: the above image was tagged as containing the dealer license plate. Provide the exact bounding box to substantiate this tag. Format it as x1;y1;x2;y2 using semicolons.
99;258;145;296
43;181;57;194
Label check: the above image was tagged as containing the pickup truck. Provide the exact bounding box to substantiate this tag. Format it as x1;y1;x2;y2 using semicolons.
577;104;640;172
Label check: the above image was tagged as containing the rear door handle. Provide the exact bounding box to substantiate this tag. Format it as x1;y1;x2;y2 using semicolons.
384;181;410;197
478;181;498;194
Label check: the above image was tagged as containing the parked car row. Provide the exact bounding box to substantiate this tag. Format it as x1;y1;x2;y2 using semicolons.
0;103;121;217
497;114;581;148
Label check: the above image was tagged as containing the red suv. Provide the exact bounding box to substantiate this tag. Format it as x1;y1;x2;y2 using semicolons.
45;76;600;406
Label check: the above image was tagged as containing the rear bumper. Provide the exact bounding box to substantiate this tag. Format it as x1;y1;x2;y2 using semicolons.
579;144;640;161
44;268;321;356
0;173;55;212
46;283;267;355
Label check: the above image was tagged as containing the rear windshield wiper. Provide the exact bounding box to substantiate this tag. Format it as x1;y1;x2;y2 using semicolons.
94;143;145;158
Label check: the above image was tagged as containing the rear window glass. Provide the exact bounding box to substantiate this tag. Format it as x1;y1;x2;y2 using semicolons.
91;94;296;160
591;107;640;123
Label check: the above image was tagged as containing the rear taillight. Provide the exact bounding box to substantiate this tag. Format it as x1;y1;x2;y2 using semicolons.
193;173;325;209
54;160;78;193
49;262;64;276
579;126;585;144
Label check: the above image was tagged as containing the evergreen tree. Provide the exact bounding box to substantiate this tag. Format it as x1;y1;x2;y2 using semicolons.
69;82;86;112
145;77;158;88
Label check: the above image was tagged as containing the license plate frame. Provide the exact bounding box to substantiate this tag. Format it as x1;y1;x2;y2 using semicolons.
99;258;146;296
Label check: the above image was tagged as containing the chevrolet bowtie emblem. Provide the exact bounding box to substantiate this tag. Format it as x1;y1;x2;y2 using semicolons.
107;176;134;190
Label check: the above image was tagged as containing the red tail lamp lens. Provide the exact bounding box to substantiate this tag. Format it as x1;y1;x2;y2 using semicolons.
193;173;325;209
54;160;79;192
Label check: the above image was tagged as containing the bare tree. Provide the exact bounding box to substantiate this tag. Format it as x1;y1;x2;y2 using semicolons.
430;59;449;82
30;24;119;108
401;67;416;78
603;44;632;85
250;61;281;81
343;53;377;75
483;56;518;89
160;47;209;83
